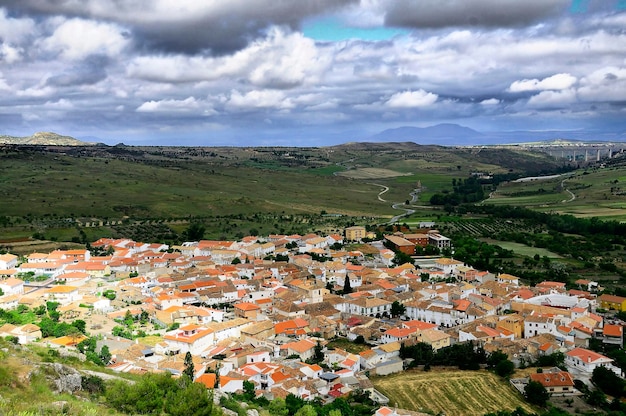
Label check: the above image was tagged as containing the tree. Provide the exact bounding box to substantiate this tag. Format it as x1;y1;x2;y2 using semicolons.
495;359;515;378
343;277;352;294
591;366;624;398
183;351;195;381
184;222;205;241
309;341;325;364
100;345;111;365
524;380;550;407
164;382;215;416
294;404;317;416
286;393;305;415
243;380;255;401
268;397;289;416
390;301;406;318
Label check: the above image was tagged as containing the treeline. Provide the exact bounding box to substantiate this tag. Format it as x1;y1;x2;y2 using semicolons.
465;204;626;241
400;341;487;370
430;177;485;206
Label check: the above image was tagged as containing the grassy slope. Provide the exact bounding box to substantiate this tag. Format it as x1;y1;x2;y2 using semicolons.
0;340;127;416
373;369;535;416
487;166;626;220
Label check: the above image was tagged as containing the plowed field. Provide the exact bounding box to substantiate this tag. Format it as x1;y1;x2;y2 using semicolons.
373;370;535;416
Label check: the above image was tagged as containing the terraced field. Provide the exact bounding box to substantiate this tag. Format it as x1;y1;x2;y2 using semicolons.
373;370;535;416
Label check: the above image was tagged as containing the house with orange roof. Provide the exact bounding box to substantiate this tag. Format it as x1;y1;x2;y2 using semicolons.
0;323;42;344
529;370;576;396
280;338;318;361
64;261;110;277
18;261;65;278
275;318;311;338
219;374;246;393
196;373;217;389
496;314;524;339
601;324;623;347
234;302;261;320
0;294;19;310
44;285;81;304
56;271;90;286
381;327;417;344
0;277;24;296
0;254;18;270
163;324;215;355
416;327;451;350
434;258;464;276
598;294;626;312
565;347;623;376
496;273;520;286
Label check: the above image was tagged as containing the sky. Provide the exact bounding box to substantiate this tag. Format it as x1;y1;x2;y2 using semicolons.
0;0;625;146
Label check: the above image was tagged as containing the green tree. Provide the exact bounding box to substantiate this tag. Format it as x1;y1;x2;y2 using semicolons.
524;380;550;407
71;319;86;334
183;351;195;381
591;366;624;398
164;382;216;416
100;345;111;365
294;404;317;416
184;222;206;241
495;359;515;378
268;397;289;416
243;380;255;401
286;393;305;415
342;276;352;294
390;301;406;318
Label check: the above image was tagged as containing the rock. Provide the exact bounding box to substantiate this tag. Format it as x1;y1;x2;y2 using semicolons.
35;363;83;394
247;409;259;416
222;409;238;416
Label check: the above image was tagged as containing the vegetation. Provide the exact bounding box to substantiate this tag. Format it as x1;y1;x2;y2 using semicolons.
373;369;535;416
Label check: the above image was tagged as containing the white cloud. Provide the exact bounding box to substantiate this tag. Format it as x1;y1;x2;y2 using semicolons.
385;90;438;108
41;18;128;60
136;97;213;113
128;28;327;88
227;90;294;110
480;98;500;105
577;66;626;102
0;9;36;44
509;73;577;92
0;43;23;64
527;88;577;108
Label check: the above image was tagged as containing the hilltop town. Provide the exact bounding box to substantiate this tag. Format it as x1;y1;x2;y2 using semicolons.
0;226;624;415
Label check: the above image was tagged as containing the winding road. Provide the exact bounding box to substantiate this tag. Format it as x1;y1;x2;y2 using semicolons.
368;182;423;224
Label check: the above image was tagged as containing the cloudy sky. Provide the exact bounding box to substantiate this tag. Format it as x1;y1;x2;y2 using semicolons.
1;0;625;145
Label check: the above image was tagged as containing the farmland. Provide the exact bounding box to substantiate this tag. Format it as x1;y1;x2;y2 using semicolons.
485;164;626;220
0;142;569;242
372;369;535;416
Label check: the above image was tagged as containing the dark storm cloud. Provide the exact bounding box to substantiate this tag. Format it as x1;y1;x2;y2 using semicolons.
384;0;570;28
45;55;109;87
2;0;359;54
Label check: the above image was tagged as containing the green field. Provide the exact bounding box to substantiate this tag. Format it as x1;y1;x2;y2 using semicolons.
373;370;535;416
479;238;563;258
487;166;626;220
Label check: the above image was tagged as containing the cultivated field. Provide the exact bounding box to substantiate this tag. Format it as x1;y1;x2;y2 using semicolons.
479;238;563;258
372;370;535;416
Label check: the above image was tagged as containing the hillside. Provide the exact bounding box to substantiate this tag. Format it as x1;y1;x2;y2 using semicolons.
0;132;96;146
0;140;598;244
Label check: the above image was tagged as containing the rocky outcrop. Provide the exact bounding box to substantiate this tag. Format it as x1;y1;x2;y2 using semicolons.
33;363;83;394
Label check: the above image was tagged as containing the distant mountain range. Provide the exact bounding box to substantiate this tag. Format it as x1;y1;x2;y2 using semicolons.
0;132;97;146
366;124;626;146
2;125;625;147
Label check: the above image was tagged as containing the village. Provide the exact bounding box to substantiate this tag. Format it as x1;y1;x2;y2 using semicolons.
0;225;625;415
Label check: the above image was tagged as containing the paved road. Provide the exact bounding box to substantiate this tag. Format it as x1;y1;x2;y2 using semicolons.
388;188;421;224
